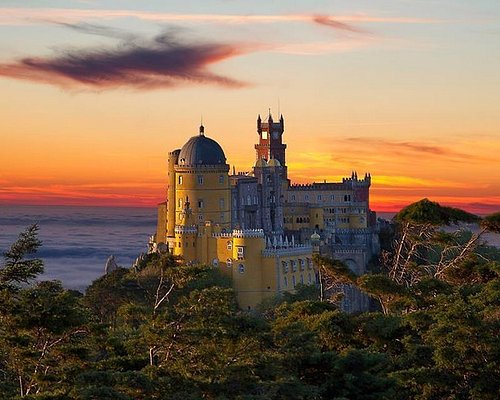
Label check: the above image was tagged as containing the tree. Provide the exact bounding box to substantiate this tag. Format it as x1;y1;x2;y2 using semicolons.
0;224;43;291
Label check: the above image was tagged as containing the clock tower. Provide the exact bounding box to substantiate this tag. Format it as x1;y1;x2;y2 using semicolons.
255;112;287;178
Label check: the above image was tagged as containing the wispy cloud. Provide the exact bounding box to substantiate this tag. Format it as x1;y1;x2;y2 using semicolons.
0;27;251;90
313;15;368;34
336;137;491;162
0;8;444;26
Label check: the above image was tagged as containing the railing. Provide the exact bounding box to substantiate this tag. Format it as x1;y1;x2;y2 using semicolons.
262;245;312;257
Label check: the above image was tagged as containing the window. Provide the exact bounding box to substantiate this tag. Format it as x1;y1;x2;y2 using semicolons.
291;260;297;272
330;195;335;201
219;175;224;184
227;258;233;268
178;198;183;208
178;175;183;185
198;214;204;221
299;259;305;271
291;195;296;201
212;258;219;267
220;213;224;222
305;195;309;201
344;194;351;202
237;246;245;260
284;276;288;287
198;199;204;209
238;264;245;274
247;195;251;205
292;275;296;287
197;175;204;185
282;261;289;273
227;241;232;250
300;275;304;284
219;198;225;209
317;195;322;201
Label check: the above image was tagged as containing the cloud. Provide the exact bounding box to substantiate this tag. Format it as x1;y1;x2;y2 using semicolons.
0;28;251;90
313;15;367;34
338;137;485;161
0;8;444;26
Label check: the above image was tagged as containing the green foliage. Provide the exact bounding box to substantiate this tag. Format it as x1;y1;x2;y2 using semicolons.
481;211;500;233
395;198;479;226
1;224;44;290
1;221;499;399
313;254;357;283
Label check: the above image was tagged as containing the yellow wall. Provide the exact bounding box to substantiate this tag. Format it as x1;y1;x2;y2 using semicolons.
175;167;231;230
231;235;266;310
156;202;167;244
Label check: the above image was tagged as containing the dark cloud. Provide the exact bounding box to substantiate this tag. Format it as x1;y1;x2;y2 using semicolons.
0;27;250;90
313;15;367;34
51;21;139;41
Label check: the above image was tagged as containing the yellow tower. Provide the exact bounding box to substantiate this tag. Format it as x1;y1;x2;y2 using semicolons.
173;125;231;262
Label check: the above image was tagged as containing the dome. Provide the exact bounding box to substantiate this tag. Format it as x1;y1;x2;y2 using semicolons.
254;158;268;168
178;130;226;166
267;158;281;167
310;231;321;241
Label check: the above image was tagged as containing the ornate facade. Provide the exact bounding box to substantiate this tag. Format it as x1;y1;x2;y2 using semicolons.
155;113;378;310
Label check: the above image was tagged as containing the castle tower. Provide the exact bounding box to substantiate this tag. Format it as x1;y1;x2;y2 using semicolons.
255;112;287;179
172;125;231;262
164;149;181;250
253;158;284;235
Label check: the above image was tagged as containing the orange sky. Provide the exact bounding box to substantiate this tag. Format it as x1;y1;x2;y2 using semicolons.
0;2;499;214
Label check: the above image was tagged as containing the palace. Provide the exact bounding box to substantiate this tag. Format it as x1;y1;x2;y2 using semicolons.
154;113;379;310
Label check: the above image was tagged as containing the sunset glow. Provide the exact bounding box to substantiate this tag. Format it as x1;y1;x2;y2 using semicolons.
1;1;499;214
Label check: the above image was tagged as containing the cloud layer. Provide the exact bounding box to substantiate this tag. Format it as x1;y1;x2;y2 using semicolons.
0;28;249;90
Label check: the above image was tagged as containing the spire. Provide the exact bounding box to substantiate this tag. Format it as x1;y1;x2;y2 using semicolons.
199;124;205;136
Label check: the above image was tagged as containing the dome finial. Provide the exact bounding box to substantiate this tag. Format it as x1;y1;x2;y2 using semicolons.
199;121;204;136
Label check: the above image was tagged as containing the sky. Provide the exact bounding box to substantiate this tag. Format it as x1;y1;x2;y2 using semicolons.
0;1;499;213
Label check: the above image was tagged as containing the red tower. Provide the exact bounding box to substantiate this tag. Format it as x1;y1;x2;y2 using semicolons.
255;113;287;175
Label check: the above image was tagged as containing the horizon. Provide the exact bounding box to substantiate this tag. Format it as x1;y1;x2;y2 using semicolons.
0;1;499;214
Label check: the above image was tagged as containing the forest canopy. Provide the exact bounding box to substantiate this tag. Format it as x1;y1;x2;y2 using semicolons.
0;199;499;400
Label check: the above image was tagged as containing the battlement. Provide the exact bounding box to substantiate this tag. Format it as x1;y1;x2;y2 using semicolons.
174;225;198;234
262;245;312;257
289;171;371;191
233;229;265;238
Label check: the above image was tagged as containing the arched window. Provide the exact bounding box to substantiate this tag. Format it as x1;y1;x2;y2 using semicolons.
178;175;183;185
282;261;289;273
227;241;232;250
238;264;245;274
226;258;233;268
212;258;219;267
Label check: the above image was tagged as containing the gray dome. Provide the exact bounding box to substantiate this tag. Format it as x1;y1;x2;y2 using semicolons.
178;133;226;166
